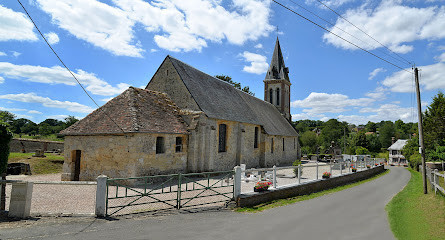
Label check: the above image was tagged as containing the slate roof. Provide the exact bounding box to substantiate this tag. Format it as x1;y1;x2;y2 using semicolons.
388;139;408;150
168;56;298;137
265;37;289;81
60;87;188;136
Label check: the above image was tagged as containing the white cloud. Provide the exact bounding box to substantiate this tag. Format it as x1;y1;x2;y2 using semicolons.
324;2;445;53
254;43;263;49
150;49;158;53
306;0;356;8
0;51;6;56
240;51;269;74
292;112;327;121
114;0;273;52
11;51;21;57
368;68;386;80
0;93;95;113
0;76;4;84
47;114;82;121
435;52;445;62
0;62;130;96
37;0;143;57
28;110;43;114
0;5;38;42
101;97;113;102
365;86;388;100
291;92;374;114
44;32;59;44
382;62;445;92
0;107;27;112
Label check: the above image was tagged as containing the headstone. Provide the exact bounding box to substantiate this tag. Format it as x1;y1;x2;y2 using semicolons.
9;182;33;219
32;149;45;157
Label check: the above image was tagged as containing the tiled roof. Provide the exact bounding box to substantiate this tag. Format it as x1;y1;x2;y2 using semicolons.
388;139;408;150
60;87;188;136
168;56;298;137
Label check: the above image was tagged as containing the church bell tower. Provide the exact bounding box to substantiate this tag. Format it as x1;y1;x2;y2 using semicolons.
264;37;291;121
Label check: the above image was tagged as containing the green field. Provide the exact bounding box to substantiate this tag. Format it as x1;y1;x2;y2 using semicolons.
8;152;64;175
386;169;445;240
13;133;64;142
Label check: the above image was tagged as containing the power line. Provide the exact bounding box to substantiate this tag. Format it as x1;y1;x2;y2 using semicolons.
272;0;412;73
314;0;412;66
16;0;126;134
287;0;410;67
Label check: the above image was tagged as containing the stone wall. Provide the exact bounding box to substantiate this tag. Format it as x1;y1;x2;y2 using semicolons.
9;138;64;153
62;133;188;181
237;165;385;207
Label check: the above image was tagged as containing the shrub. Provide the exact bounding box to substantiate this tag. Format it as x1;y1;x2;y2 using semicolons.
293;159;303;177
408;153;422;171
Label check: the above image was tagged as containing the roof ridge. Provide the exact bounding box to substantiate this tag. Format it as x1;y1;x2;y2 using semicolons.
128;87;141;132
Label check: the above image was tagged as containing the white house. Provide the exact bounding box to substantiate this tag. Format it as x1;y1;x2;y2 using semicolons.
388;139;408;166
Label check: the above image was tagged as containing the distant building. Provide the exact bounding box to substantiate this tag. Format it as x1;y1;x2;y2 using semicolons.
388;139;408;165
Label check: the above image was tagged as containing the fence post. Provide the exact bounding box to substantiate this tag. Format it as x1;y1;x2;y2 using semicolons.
298;165;301;184
95;175;108;217
316;161;319;180
9;182;33;219
234;166;241;200
434;169;439;194
272;165;277;188
329;162;332;175
177;173;182;209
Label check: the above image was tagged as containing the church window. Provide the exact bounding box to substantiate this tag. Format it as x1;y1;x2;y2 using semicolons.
283;138;285;151
269;89;273;104
219;124;227;152
175;137;183;152
254;127;259;148
276;88;280;106
271;138;274;153
156;136;165;154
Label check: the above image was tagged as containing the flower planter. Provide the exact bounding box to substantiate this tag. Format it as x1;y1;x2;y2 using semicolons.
322;175;330;179
254;187;268;192
352;169;357;172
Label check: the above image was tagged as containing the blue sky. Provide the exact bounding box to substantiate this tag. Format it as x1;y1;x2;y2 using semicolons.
0;0;444;125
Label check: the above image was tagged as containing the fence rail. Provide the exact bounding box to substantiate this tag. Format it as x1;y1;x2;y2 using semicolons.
424;166;445;195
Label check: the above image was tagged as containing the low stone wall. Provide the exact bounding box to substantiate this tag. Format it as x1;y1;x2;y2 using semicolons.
237;165;385;207
9;138;64;153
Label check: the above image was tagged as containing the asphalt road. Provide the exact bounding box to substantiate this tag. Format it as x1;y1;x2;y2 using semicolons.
1;166;410;240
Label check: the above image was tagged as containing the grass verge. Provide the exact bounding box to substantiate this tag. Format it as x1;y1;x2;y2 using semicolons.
8;152;64;175
236;169;389;213
386;168;445;240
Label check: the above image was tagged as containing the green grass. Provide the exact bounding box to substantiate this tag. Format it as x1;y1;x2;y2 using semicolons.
386;169;445;240
236;169;389;212
8;152;64;175
13;133;64;142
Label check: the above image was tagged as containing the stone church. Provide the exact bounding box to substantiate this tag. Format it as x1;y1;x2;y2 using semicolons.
60;38;300;181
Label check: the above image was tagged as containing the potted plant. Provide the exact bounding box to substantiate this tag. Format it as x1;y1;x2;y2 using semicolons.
366;165;371;169
322;172;331;179
352;167;357;172
254;181;272;192
375;163;379;166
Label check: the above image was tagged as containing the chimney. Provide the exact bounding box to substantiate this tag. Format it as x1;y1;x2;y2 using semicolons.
391;137;396;145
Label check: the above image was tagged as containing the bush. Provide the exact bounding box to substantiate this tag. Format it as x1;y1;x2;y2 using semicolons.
408;153;422;171
293;159;303;177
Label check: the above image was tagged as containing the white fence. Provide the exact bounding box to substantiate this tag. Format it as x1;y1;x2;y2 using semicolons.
240;158;384;193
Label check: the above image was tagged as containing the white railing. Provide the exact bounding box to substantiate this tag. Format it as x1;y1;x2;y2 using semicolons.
238;158;383;193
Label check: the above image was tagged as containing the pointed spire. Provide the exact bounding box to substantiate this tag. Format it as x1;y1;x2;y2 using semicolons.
265;37;289;81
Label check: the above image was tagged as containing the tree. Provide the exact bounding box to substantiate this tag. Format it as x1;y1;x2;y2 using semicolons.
300;131;318;153
318;119;348;149
423;92;445;150
353;131;369;149
215;75;254;96
0;111;15;126
366;133;382;153
365;121;377;132
0;124;13;210
379;121;395;148
355;146;369;155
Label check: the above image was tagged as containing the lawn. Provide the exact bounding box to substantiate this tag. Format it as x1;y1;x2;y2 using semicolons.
8;152;65;175
236;169;389;212
386;169;445;240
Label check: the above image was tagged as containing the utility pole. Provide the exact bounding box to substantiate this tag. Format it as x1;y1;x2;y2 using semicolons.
414;67;428;194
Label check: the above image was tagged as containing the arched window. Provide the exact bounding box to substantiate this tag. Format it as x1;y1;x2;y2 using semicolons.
254;127;259;148
276;88;280;106
269;88;273;104
156;136;165;154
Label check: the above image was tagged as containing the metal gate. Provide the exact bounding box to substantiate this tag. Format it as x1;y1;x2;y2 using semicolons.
106;170;234;216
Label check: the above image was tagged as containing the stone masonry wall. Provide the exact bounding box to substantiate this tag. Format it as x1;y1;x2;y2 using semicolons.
9;138;64;153
62;133;188;181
